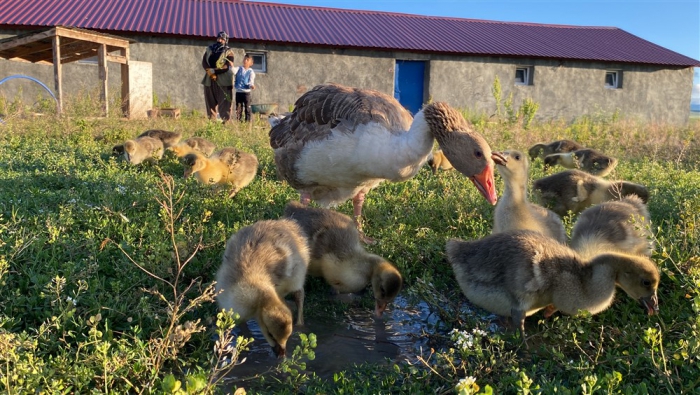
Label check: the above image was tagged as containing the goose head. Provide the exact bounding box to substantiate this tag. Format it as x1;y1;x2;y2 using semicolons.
496;150;528;184
609;254;660;315
542;154;560;171
422;102;505;205
259;303;294;358
182;153;206;178
370;259;403;317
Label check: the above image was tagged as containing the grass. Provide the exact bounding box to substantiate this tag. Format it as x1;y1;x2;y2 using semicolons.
0;96;699;394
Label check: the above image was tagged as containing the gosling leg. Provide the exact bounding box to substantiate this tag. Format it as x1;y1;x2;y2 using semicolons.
292;289;305;326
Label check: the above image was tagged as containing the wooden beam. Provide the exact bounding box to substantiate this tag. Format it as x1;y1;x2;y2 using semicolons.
106;54;127;64
120;47;130;118
0;28;56;52
60;51;97;65
98;44;108;116
59;40;99;57
55;26;129;49
52;35;63;115
2;42;54;59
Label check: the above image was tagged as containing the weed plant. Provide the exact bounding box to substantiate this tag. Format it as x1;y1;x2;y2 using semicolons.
0;95;699;393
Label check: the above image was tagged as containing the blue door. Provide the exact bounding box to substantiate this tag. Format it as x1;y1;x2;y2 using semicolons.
394;60;425;115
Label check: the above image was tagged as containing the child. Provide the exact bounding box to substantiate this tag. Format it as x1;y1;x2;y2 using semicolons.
234;54;256;122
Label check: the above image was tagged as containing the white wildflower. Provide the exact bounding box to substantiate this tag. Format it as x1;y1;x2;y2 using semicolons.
455;376;480;394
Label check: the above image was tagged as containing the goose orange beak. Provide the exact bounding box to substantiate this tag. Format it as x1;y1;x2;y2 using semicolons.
272;343;286;358
470;162;498;205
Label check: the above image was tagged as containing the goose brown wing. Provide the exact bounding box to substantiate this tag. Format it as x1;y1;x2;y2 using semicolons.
269;83;412;150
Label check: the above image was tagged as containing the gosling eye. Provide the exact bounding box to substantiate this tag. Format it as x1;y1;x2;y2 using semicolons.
642;279;652;287
474;150;483;159
514;154;521;161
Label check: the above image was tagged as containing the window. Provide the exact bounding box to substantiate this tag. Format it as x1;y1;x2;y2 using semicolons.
247;52;267;73
515;66;533;85
605;70;622;89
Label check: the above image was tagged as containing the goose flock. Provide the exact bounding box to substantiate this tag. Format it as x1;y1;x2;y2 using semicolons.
114;82;659;356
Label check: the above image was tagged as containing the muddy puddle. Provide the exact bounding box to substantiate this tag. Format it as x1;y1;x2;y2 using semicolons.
222;295;443;384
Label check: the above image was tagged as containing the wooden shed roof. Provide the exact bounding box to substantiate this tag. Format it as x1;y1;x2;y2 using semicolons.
0;25;131;65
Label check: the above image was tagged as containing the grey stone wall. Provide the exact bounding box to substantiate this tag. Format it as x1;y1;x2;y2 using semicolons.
0;29;694;124
429;56;693;124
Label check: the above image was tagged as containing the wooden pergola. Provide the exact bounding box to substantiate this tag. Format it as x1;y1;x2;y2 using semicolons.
0;26;131;116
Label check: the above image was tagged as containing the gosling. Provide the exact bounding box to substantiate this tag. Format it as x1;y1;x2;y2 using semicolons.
216;219;309;358
446;230;660;338
112;129;182;156
123;136;164;165
138;129;182;148
532;169;649;216
528;139;584;161
571;195;654;259
284;201;402;317
183;148;258;198
169;137;216;157
427;149;454;175
543;149;618;177
493;150;566;243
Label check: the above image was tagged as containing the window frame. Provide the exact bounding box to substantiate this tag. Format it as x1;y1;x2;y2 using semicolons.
515;66;534;86
605;70;622;89
247;51;267;73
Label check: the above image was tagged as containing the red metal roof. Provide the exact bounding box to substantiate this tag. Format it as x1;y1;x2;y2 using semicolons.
1;0;698;67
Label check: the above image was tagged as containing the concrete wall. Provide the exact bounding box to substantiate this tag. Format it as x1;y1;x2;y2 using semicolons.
0;29;694;124
429;56;694;124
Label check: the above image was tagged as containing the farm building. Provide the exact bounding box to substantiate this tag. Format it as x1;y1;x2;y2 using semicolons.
1;0;699;123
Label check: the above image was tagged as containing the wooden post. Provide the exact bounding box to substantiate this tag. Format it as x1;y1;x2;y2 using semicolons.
52;35;63;114
97;43;108;116
120;47;130;118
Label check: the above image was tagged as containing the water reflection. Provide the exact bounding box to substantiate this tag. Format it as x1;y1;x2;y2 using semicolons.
224;295;437;383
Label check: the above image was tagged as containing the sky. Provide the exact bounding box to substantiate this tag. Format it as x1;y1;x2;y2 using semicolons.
269;0;700;103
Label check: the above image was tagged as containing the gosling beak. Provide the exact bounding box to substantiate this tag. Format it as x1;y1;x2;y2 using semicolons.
470;162;498;205
639;293;659;315
184;168;192;178
374;300;388;318
272;343;286;358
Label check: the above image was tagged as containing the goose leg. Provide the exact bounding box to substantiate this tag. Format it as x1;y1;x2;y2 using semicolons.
511;307;527;340
292;289;304;326
352;192;376;245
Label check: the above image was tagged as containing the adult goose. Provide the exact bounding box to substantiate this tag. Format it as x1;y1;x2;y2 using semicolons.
269;83;505;240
